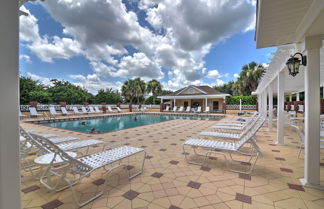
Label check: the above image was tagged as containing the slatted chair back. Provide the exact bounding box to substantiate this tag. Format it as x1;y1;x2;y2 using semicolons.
61;107;69;114
29;107;39;116
89;106;95;113
30;133;93;175
235;116;265;150
49;106;57;115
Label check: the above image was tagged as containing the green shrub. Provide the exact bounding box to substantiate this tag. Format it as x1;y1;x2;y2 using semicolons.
226;95;257;105
144;96;161;105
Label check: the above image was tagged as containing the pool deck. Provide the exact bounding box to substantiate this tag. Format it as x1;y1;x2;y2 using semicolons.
20;113;324;209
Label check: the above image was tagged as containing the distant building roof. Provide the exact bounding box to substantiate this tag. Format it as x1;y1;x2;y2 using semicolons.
158;85;230;99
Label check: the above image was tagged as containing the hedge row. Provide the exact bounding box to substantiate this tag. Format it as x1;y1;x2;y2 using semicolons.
226;95;257;105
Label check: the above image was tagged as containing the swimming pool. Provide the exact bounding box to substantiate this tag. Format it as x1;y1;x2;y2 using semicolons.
41;114;221;133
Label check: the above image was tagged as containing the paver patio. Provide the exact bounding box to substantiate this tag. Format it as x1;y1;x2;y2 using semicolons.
20;114;324;209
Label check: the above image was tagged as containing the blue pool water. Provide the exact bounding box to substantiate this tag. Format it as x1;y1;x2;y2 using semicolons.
41;114;220;133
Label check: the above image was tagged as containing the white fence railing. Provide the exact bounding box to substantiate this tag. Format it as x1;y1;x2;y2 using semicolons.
20;104;160;111
226;105;256;110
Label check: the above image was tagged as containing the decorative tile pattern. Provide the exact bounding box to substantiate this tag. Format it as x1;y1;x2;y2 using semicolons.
209;156;218;160
145;155;153;159
272;149;280;152
288;183;305;192
159;148;167;151
280;168;293;173
21;185;40;193
239;173;251;180
92;178;105;186
123;190;140;200
169;160;179;165
169;205;182;209
200;166;211;172
275;157;286;161
187;181;201;189
151;172;164;178
125;165;134;170
41;199;63;209
235;193;251;204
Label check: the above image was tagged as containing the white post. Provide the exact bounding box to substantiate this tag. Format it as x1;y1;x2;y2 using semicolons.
289;95;292;102
276;71;285;145
296;92;300;101
173;98;176;107
268;85;273;131
161;98;163;104
300;35;323;189
239;99;242;112
258;94;261;113
264;90;268;116
205;97;207;111
0;0;21;208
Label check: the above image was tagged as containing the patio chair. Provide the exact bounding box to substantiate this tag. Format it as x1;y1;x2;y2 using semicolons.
61;107;72;116
212;112;258;130
204;106;210;113
94;106;102;113
183;116;265;174
73;107;83;115
108;106;117;113
218;112;258;125
164;106;170;112
178;106;184;112
89;106;100;114
199;115;261;141
172;106;177;112
29;107;43;117
194;106;202;113
291;124;324;158
30;133;146;207
49;106;61;118
185;106;191;112
19;110;27;119
81;107;89;114
116;107;124;112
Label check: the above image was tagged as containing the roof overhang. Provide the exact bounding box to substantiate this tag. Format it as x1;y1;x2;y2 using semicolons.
255;0;324;49
158;94;230;100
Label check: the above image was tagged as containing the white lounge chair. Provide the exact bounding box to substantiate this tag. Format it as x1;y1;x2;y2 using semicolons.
116;107;124;112
178;106;184;112
199;115;261;141
19;110;27;119
30;132;146;207
108;106;117;113
94;106;102;113
204;106;210;113
212;112;258;130
89;106;100;114
183;116;265;174
29;107;43;117
185;106;191;112
172;106;177;112
81;107;89;114
194;106;202;113
60;107;71;116
164;106;170;112
73;107;83;115
49;106;61;118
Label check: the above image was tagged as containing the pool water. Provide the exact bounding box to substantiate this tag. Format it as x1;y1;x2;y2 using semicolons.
41;114;220;133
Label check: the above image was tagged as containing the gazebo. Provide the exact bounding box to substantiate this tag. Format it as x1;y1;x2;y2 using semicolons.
255;0;324;190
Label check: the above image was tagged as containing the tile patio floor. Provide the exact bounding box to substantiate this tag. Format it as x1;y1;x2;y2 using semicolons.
20;114;324;209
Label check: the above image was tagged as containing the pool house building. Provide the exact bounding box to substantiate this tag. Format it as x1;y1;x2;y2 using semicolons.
158;85;230;112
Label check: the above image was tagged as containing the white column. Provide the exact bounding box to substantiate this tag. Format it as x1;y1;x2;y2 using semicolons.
296;92;300;101
300;35;323;189
277;71;285;145
258;94;261;112
268;85;273;131
161;98;163;104
205;97;207;111
289;95;292;102
0;0;20;208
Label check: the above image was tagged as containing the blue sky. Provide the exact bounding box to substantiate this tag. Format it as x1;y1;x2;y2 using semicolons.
19;0;275;93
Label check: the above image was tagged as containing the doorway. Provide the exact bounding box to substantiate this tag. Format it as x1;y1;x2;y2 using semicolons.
213;101;219;112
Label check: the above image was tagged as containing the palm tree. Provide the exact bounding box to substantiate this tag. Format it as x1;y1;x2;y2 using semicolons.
133;78;146;105
237;62;265;95
121;80;136;112
146;80;163;104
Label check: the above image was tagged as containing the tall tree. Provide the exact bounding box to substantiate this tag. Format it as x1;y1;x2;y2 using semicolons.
121;79;136;112
146;79;163;104
133;78;146;104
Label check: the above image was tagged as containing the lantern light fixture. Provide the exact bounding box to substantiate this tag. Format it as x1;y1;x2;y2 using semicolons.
286;52;307;77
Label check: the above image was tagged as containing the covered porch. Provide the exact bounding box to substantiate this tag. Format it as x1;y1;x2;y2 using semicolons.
255;0;324;190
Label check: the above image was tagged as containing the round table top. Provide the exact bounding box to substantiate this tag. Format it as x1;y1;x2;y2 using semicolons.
34;152;77;165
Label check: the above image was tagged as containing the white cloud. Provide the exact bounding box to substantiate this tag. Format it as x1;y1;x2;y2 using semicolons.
20;0;257;91
234;73;240;79
19;54;31;63
215;79;225;87
207;69;221;78
26;72;53;86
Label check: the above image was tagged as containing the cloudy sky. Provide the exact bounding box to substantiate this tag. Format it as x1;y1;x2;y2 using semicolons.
19;0;275;93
